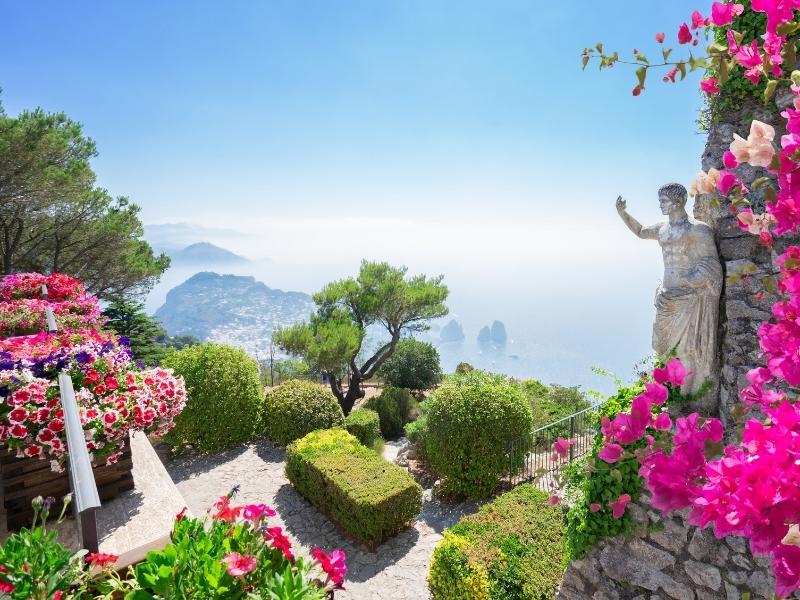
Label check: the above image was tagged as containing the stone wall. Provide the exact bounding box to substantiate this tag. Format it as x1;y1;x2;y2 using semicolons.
557;495;781;600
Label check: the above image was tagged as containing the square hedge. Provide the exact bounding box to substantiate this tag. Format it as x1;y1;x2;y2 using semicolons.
286;428;423;546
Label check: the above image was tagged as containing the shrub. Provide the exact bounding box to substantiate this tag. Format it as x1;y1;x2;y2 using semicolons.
519;379;591;434
286;429;423;546
404;409;429;461
264;380;345;446
345;408;382;449
428;485;565;599
454;362;475;374
565;380;646;559
162;343;263;453
426;371;533;498
379;338;442;391
364;386;416;440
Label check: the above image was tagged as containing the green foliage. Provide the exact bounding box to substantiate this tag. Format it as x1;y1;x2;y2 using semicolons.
426;371;533;498
125;497;325;599
162;343;264;453
454;362;475;374
428;485;565;600
519;380;591;431
0;497;84;600
364;386;417;440
378;338;443;391
102;299;169;365
0;100;169;297
345;408;383;449
286;429;423;546
274;260;449;415
404;407;430;461
565;380;646;560
264;380;345;446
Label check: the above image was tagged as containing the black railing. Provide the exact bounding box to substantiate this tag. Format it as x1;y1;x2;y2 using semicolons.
41;284;101;551
507;406;596;487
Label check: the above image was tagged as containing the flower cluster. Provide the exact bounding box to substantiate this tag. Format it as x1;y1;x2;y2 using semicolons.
0;274;186;468
0;273;87;303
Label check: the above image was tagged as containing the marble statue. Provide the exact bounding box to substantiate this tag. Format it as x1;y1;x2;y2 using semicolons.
616;183;722;395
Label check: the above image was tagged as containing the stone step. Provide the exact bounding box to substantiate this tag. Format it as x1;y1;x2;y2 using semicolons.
0;432;189;570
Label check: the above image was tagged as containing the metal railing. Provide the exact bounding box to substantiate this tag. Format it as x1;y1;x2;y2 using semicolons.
507;406;596;488
41;284;101;551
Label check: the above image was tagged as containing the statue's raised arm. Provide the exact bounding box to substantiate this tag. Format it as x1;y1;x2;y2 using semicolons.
615;195;660;240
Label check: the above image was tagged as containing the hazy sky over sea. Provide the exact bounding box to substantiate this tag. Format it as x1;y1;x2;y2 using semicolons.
3;0;707;392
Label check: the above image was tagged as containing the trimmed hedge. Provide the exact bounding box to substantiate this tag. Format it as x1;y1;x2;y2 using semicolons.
426;371;533;498
345;408;383;449
286;429;423;546
364;386;416;440
162;343;263;453
264;380;345;446
428;485;565;599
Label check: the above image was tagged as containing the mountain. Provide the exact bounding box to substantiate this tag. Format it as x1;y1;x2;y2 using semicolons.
169;242;247;264
477;325;492;344
155;272;314;356
491;320;508;344
440;319;465;343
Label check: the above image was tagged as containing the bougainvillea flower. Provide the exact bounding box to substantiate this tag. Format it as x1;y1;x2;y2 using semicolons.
598;443;624;463
677;23;692;44
643;382;668;406
548;494;560;506
700;77;721;95
730;120;776;167
711;2;745;26
552;437;572;458
723;150;739;168
653;358;687;387
738;208;776;234
653;412;672;431
655;32;666;43
689;168;721;196
222;552;257;577
717;171;742;195
691;10;707;28
589;503;602;513
608;494;632;518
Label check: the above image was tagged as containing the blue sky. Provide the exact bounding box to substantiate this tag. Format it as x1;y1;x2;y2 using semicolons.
1;1;712;386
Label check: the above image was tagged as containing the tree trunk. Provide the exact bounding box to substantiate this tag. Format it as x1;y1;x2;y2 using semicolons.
327;372;364;416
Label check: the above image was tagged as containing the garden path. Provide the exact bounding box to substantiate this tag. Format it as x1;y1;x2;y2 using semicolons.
165;438;478;600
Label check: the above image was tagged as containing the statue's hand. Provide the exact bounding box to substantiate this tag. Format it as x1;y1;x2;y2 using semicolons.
616;195;626;214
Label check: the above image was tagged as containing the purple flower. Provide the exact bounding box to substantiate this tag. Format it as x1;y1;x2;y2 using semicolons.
75;351;92;365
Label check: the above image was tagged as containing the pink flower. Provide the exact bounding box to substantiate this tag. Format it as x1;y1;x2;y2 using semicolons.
548;494;560;506
653;358;687;387
608;494;632;518
678;23;692;44
738;208;777;234
653;412;673;431
222;552;257;577
598;443;624;464
243;503;276;523
264;526;294;561
700;77;721;96
711;2;745;26
717;171;742;195
730;120;776;168
655;32;666;43
723;150;739;169
691;10;707;29
632;85;643;97
7;408;27;424
313;547;347;587
643;382;668;406
589;503;602;513
734;40;764;83
552;437;572;459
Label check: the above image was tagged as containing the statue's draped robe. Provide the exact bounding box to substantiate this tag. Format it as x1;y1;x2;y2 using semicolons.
652;256;723;394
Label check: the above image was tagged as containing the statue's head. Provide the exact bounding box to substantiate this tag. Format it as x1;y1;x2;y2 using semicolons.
658;183;688;216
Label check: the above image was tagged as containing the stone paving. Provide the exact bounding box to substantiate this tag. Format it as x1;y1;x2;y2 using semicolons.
165;438;478;600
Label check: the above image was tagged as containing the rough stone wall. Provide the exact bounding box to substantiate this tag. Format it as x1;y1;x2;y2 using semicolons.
695;89;796;430
557;495;782;600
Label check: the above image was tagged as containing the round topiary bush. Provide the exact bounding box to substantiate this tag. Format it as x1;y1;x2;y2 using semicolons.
345;408;382;449
364;386;416;440
161;343;263;453
264;379;345;446
426;371;533;498
379;338;442;391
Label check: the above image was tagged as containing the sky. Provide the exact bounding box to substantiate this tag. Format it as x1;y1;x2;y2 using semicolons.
1;0;710;390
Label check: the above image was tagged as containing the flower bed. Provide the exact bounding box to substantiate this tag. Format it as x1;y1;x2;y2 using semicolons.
428;484;565;599
0;272;187;529
0;489;347;599
286;428;423;546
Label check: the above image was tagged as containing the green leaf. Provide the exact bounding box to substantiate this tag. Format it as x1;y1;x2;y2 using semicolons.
582;55;590;70
661;48;672;62
763;79;778;104
596;42;603;53
792;70;800;88
752;177;772;191
676;62;687;80
635;66;647;90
